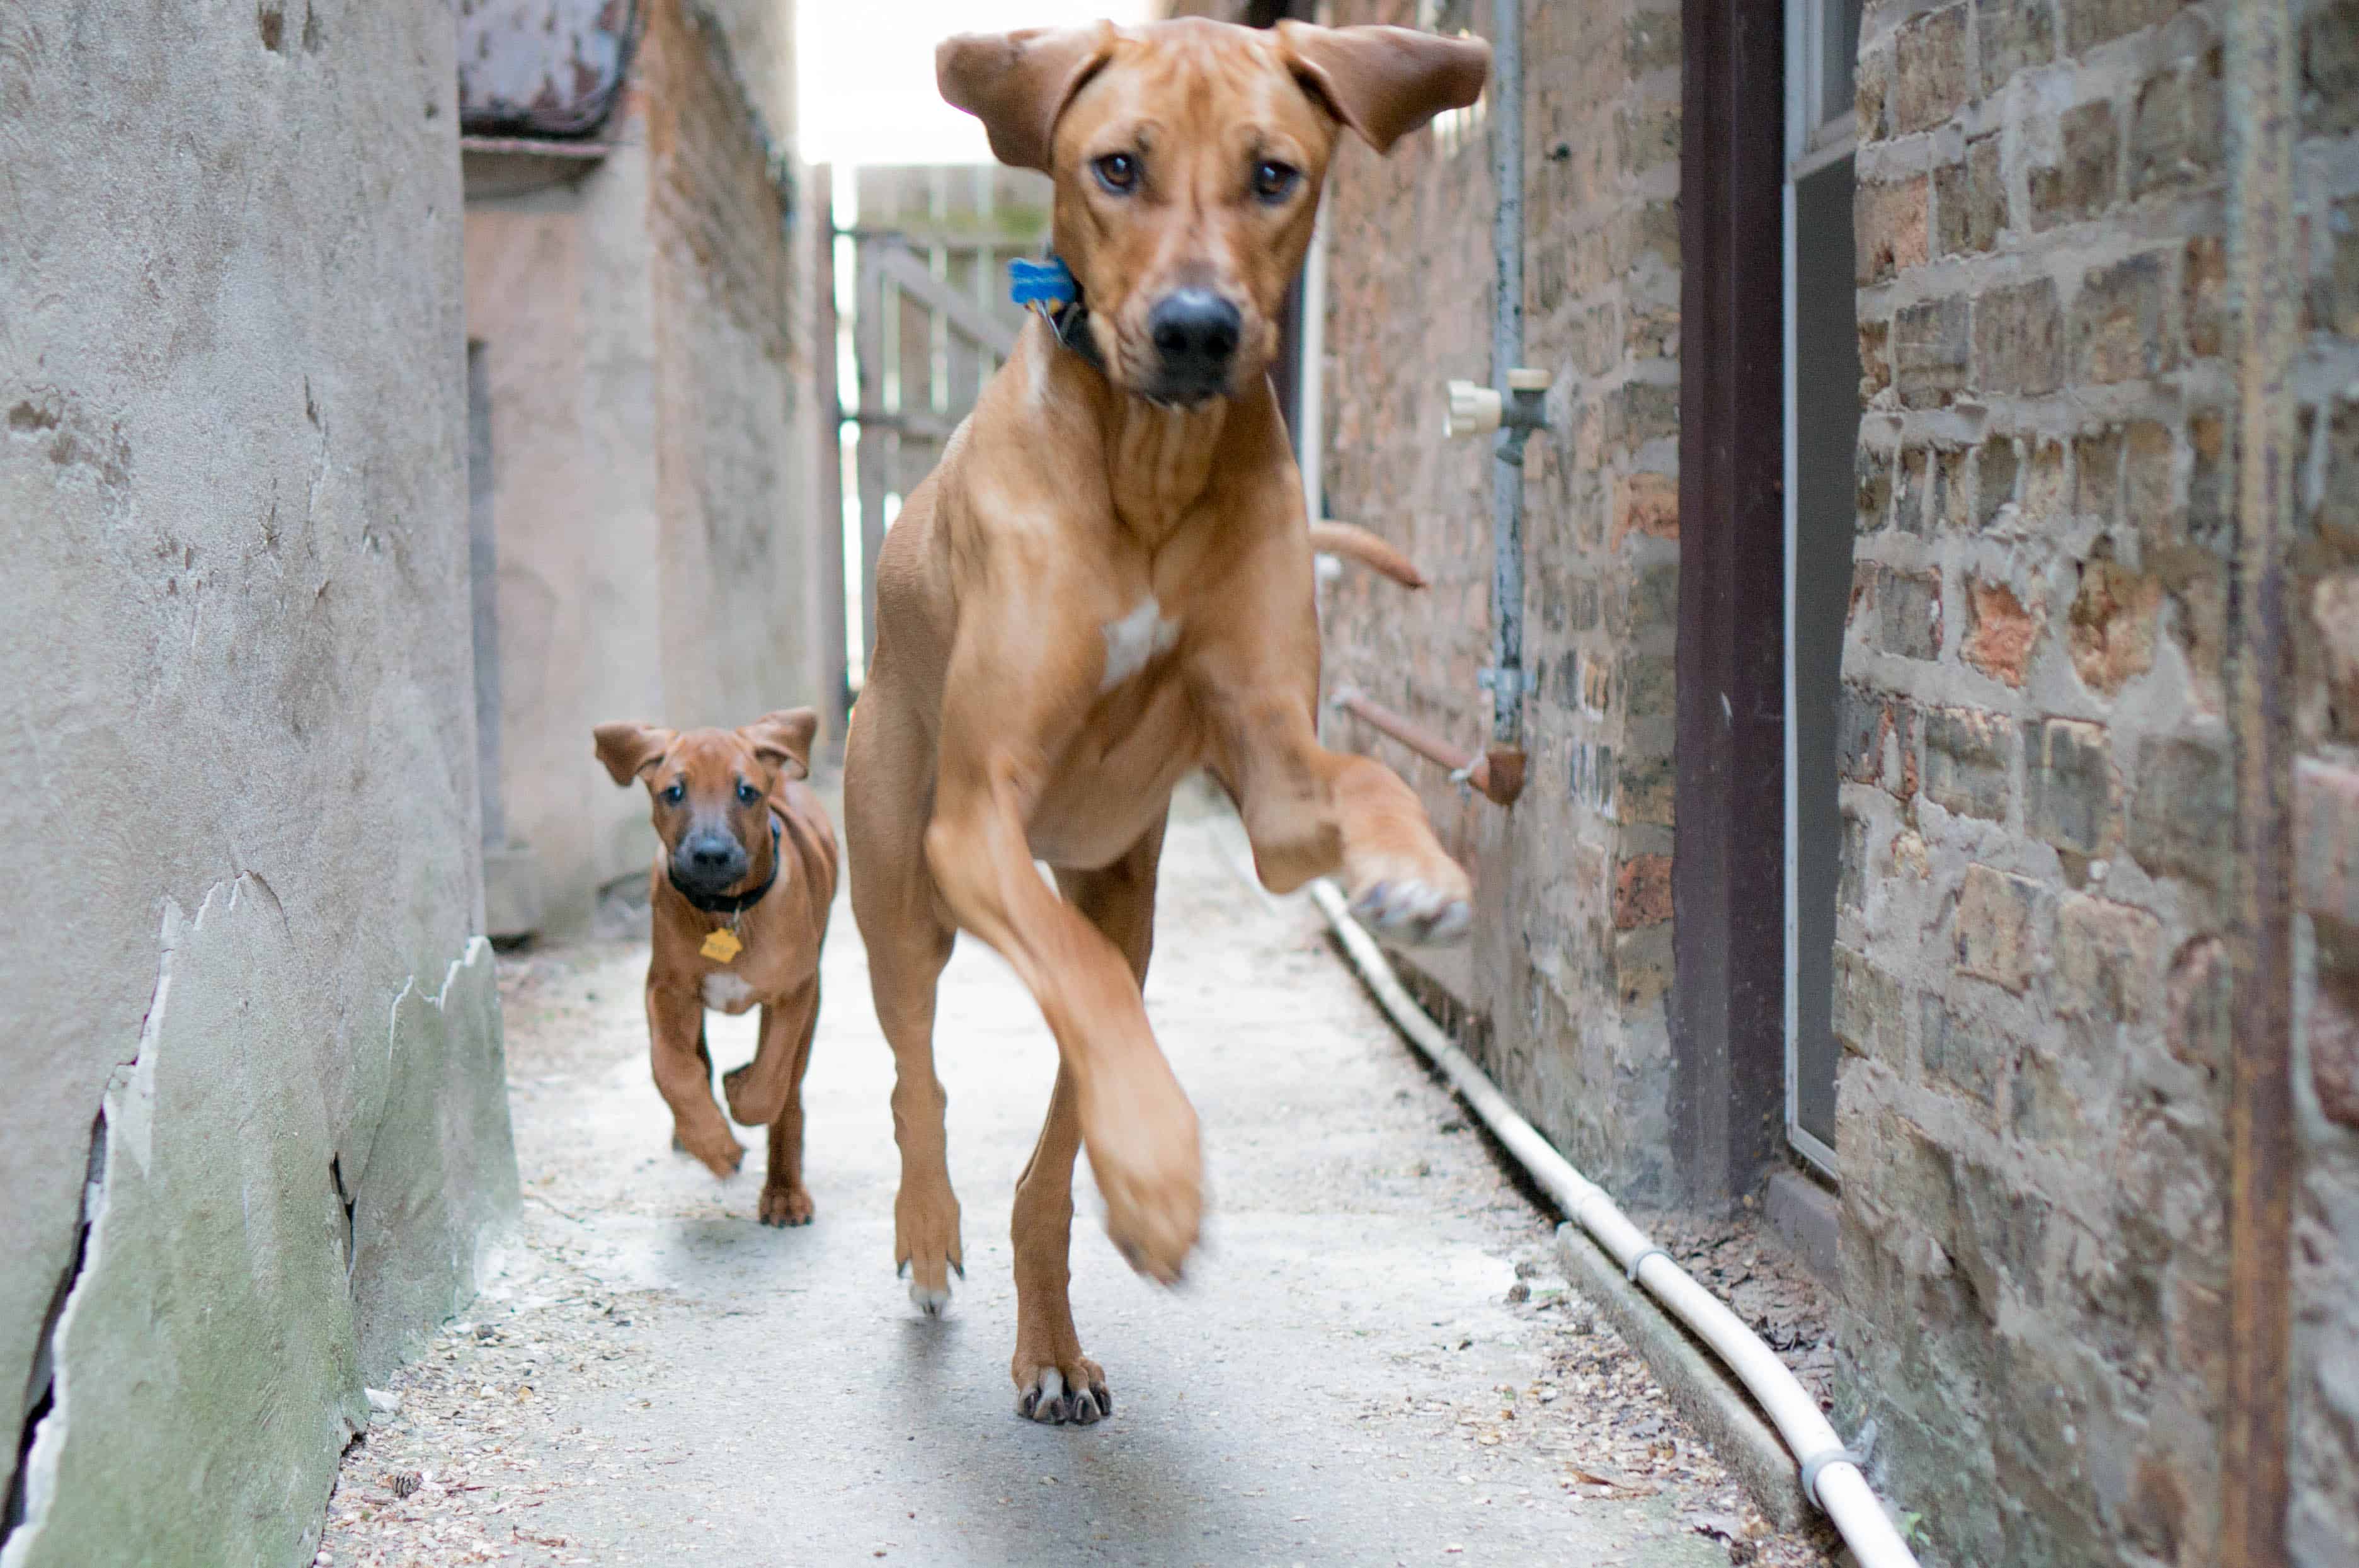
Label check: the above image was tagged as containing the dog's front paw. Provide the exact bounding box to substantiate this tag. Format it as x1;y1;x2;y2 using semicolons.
1083;1087;1202;1286
1014;1358;1112;1426
760;1181;814;1227
1345;854;1473;947
895;1179;964;1316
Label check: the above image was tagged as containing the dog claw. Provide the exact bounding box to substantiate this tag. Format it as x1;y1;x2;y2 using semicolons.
1015;1366;1111;1426
759;1184;814;1227
909;1279;954;1317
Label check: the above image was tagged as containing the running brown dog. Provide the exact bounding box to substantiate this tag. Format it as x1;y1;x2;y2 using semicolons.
595;709;837;1228
843;16;1488;1424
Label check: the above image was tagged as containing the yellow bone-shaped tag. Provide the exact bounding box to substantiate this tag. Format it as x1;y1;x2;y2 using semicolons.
699;927;743;964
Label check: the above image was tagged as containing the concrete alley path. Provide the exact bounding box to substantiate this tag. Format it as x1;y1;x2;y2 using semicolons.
321;784;1834;1568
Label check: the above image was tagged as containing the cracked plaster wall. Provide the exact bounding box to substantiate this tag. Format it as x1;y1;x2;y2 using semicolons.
0;1;518;1563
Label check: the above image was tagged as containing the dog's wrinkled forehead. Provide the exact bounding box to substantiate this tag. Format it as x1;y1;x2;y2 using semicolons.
664;730;760;786
939;18;1490;175
1063;23;1332;152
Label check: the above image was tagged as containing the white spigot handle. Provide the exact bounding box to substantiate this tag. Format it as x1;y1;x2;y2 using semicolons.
1444;380;1502;439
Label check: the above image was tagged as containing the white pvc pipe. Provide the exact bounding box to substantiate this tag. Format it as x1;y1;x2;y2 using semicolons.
1308;879;1921;1568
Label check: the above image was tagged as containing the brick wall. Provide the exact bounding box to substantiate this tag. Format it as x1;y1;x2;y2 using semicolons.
1161;5;2359;1554
1829;2;2342;1561
1317;0;1688;1199
643;0;822;737
2287;2;2359;1562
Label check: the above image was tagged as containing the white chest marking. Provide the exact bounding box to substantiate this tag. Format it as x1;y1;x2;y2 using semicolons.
1099;595;1181;692
701;971;754;1011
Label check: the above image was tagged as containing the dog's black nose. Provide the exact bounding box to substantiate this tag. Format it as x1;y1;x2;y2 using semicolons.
1146;290;1241;392
678;830;747;886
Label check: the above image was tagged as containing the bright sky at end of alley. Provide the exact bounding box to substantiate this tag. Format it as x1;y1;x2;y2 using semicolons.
797;2;1156;168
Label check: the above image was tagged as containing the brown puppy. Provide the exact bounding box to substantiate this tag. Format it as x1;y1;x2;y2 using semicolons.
843;17;1486;1424
595;709;838;1227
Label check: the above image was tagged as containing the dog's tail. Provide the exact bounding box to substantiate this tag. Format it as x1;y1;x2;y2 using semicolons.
1307;520;1427;589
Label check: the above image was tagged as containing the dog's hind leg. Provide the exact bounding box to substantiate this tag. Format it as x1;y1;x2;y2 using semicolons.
1007;819;1167;1425
847;704;964;1312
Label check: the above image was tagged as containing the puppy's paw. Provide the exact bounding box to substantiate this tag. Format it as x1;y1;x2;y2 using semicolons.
672;1123;746;1179
759;1181;814;1228
1014;1359;1111;1426
721;1062;788;1127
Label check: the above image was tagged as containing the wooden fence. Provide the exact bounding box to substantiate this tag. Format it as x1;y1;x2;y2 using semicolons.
846;164;1053;668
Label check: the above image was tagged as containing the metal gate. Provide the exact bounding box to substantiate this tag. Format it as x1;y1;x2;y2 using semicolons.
843;165;1052;673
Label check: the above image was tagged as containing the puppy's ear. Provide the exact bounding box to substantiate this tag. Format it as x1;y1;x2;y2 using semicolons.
741;708;820;782
593;723;675;787
938;23;1116;173
1275;21;1490;155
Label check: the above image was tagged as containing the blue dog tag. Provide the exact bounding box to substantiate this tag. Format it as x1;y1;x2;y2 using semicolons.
1009;256;1079;307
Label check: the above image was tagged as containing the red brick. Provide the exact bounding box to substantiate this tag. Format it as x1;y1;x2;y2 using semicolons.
2067;559;2161;695
1610;471;1678;547
2311;964;2359;1130
2165;936;2230;1075
2055;895;2161;1022
1891;4;1971;135
1611;852;1672;929
2298;758;2359;928
2029;101;2118;229
2183;234;2228;358
2074;252;2176;384
1858;176;1931;284
1963;578;2038;686
1935;136;2004;256
1956;864;2041;993
2314;575;2359;740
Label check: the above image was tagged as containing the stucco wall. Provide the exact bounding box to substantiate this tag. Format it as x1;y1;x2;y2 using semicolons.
0;3;517;1563
467;140;669;937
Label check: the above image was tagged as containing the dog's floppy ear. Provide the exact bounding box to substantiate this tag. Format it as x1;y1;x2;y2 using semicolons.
938;23;1117;173
1275;21;1490;155
741;708;819;782
593;723;675;787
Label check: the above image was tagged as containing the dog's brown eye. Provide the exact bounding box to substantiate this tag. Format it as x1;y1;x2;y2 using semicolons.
661;782;685;805
736;781;760;805
1094;152;1138;193
1252;160;1299;201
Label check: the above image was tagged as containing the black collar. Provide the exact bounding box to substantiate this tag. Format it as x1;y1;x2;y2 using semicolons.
668;816;781;917
1041;262;1107;375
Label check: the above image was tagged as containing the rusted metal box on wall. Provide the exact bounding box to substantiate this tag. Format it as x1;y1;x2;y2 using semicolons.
458;0;638;137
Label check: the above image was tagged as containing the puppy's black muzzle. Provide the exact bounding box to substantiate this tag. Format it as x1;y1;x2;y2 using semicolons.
670;826;749;898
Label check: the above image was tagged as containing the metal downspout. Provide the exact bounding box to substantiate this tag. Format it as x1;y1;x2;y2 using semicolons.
1485;0;1530;794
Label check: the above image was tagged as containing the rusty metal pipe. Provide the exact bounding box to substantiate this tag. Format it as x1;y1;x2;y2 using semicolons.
1330;689;1522;806
2221;0;2297;1559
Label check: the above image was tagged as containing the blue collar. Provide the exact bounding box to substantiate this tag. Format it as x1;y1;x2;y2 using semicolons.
1008;256;1105;373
